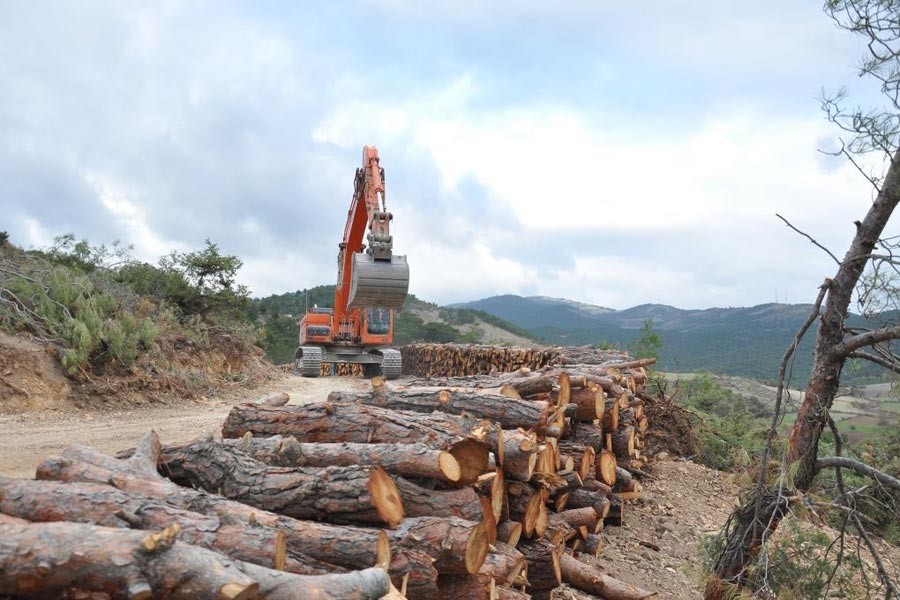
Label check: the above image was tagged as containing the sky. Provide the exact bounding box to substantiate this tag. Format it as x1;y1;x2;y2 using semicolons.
0;1;893;309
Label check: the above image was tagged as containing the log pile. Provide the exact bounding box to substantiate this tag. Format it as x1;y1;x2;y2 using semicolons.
399;342;650;378
0;346;659;599
215;356;658;598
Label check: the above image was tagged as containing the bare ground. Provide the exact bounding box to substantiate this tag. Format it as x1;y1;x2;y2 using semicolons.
0;373;370;478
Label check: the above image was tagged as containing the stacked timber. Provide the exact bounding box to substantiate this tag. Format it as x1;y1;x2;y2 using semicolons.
0;347;658;599
321;362;364;376
216;357;658;598
399;342;652;378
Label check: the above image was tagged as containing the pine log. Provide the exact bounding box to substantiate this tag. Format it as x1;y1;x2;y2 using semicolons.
34;434;477;592
570;385;604;422
436;541;527;599
223;400;490;447
518;539;561;600
565;488;612;519
393;476;482;521
339;389;556;434
0;521;259;600
613;466;635;493
548;507;601;536
0;477;290;572
506;374;555;397
603;398;620;432
507;481;547;538
488;426;539;482
572;423;606;451
559;553;656;599
256;392;291;407
497;520;523;547
596;450;618;486
238;562;392;600
220;435;464;484
611;426;636;459
152;436;405;527
221;401;498;478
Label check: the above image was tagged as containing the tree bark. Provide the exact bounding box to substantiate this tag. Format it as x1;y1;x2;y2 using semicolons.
222;435;463;484
707;147;900;599
34;433;469;592
334;389;555;433
0;477;291;573
222;400;493;452
393;476;483;521
559;553;657;599
518;539;561;599
0;521;259;600
153;436;405;527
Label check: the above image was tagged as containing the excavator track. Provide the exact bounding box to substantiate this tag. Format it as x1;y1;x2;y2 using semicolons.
380;348;402;380
294;346;323;378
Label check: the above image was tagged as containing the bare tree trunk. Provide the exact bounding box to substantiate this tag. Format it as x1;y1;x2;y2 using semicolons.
707;148;900;598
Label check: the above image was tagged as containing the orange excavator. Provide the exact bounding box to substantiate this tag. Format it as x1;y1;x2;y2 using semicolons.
294;146;410;379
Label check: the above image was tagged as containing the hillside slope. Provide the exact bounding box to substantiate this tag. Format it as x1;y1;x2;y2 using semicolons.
454;295;879;380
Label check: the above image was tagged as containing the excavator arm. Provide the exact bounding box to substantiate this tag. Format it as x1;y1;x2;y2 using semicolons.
335;146;409;313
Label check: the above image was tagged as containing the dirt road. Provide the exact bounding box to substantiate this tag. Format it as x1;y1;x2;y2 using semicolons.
0;374;373;478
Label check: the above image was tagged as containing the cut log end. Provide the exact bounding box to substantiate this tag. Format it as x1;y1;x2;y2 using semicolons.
465;521;491;575
596;450;617;487
449;439;490;486
218;582;259;600
376;530;391;569
369;466;404;528
439;451;462;483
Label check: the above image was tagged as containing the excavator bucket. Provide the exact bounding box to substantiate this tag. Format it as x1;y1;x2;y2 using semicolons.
348;253;409;311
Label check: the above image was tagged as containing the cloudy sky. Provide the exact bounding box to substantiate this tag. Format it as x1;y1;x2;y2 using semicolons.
1;1;892;309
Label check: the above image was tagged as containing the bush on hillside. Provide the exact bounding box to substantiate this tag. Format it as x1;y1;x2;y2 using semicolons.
0;234;256;378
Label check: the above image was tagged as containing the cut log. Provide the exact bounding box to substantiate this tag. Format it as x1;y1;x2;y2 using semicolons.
559;553;656;599
614;466;636;493
238;562;392;600
393;476;482;521
497;520;522;547
548;507;601;536
152;436;404;527
507;481;547;539
0;512;28;525
489;427;539;482
605;494;626;526
602;398;620;432
0;477;290;572
436;541;527;599
506;374;555;397
565;488;611;520
222;401;492;449
596;450;618;486
518;539;562;600
34;434;473;592
335;389;555;434
0;521;259;600
572;423;606;451
570;385;604;422
611;426;636;459
222;435;464;484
